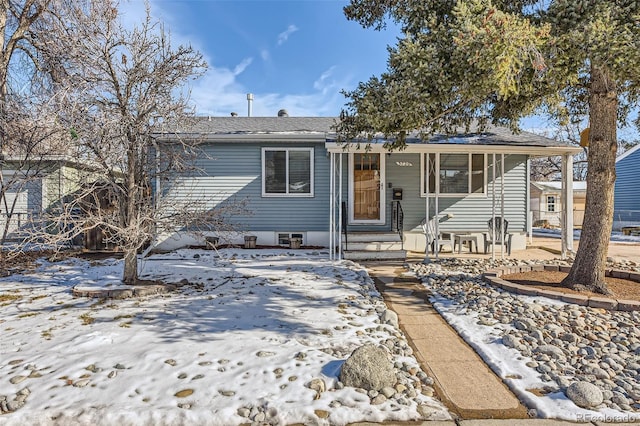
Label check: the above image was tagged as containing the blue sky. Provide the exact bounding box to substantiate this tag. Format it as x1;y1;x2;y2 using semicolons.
122;0;401;117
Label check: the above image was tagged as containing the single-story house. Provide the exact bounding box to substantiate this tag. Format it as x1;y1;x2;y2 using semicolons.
530;181;586;228
153;116;581;260
614;144;640;230
0;158;80;239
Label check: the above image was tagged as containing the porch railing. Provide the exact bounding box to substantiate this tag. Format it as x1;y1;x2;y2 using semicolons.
392;201;404;248
341;201;348;252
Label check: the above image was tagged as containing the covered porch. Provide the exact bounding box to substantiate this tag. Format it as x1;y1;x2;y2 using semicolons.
325;130;582;262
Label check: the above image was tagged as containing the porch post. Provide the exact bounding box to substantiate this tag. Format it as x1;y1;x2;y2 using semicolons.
435;170;440;260
491;153;497;260
501;153;505;259
339;152;343;260
329;152;334;260
561;153;575;258
423;153;431;263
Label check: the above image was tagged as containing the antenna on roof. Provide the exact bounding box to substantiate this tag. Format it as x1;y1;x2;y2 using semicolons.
247;93;254;117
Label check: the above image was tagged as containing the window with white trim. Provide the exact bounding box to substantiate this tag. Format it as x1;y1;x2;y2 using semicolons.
422;153;486;196
262;148;313;197
277;232;304;245
547;195;556;212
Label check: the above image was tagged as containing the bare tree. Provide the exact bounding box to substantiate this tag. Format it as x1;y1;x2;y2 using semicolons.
0;0;75;270
529;123;638;182
33;1;220;284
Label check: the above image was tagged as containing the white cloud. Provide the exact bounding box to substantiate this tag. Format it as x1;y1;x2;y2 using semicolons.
313;66;337;95
277;24;299;46
119;2;348;117
233;58;253;76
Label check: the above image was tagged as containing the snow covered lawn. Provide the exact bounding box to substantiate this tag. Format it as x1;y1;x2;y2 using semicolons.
1;249;449;425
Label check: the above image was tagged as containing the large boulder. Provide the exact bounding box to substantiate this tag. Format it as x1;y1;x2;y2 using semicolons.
339;344;396;391
566;381;603;408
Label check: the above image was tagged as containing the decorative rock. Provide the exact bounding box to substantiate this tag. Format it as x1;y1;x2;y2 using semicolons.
534;345;565;359
314;409;330;419
502;334;520;348
73;379;90;388
566;381;604;408
339;344;396;391
6;400;24;412
307;378;326;399
174;389;194;398
371;394;387;405
381;386;396;398
9;376;27;385
381;309;399;328
237;407;250;418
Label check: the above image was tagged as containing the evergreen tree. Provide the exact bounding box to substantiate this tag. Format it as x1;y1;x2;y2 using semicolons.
341;0;640;294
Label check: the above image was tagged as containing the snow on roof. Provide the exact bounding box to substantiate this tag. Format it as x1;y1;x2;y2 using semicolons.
532;181;587;191
156;117;577;148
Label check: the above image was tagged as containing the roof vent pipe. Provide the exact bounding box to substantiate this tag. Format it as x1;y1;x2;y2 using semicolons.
247;93;254;117
277;109;288;117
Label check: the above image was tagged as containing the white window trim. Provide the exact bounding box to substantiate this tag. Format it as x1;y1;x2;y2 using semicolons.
420;153;487;197
547;195;557;212
261;147;314;198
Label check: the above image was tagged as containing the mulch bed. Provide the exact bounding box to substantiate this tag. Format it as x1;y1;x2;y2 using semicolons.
502;270;640;301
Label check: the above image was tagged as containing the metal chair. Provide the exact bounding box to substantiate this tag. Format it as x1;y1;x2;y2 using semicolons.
420;217;454;254
483;217;513;255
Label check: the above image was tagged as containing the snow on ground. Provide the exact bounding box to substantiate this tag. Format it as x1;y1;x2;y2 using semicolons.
410;259;640;423
0;249;449;426
533;227;640;243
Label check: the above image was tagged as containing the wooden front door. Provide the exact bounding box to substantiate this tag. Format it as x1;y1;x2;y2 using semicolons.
351;153;384;223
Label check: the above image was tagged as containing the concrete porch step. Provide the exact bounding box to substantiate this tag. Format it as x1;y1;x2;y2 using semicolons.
342;232;402;243
343;249;407;261
345;241;404;251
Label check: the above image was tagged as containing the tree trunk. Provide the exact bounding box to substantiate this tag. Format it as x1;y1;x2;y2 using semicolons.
123;249;138;284
561;65;617;294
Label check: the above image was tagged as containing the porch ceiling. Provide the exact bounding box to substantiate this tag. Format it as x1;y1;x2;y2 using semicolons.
324;142;582;157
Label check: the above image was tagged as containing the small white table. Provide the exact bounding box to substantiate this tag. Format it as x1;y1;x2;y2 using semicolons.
454;234;478;254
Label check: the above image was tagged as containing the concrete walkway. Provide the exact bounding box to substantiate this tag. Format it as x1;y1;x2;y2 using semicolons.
363;260;529;420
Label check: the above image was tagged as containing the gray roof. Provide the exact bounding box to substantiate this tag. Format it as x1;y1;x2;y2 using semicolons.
170;116;337;134
158;116;576;149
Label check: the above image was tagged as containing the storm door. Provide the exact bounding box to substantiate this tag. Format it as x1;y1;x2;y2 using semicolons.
350;153;385;224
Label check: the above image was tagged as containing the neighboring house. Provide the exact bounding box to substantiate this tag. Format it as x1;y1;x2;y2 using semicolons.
530;181;586;228
0;158;90;241
614;144;640;230
153;116;581;259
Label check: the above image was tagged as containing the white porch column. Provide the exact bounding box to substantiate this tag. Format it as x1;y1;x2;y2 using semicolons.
561;153;575;257
338;153;343;260
329;152;335;260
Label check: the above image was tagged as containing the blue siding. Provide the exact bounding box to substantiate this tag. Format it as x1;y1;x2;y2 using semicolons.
166;147;528;235
615;147;640;213
166;142;330;231
342;152;528;233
